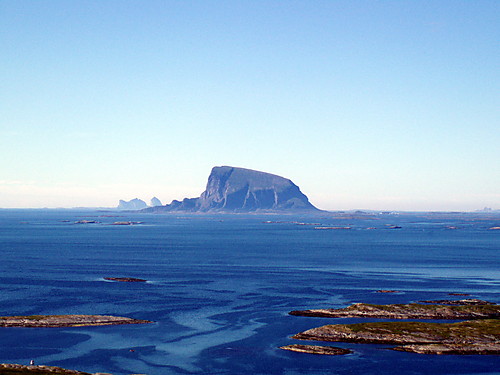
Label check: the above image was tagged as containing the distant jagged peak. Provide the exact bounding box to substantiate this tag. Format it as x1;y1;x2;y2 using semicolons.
117;198;148;210
150;197;162;207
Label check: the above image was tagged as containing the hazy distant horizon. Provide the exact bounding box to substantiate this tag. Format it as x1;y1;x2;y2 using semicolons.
1;189;497;212
1;202;498;213
1;1;498;212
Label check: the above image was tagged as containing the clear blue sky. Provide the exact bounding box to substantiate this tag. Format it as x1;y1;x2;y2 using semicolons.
1;0;498;210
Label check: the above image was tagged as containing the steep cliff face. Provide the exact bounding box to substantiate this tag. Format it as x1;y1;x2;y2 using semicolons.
197;166;317;211
145;166;318;213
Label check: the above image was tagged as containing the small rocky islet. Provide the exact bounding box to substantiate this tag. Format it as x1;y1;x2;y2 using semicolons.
285;299;500;355
0;315;152;328
103;277;147;282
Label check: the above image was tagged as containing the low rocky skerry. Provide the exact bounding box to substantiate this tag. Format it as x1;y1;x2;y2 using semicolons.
280;344;352;355
0;315;152;328
289;301;500;320
104;277;147;282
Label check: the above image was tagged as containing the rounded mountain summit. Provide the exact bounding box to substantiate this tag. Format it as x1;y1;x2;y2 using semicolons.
144;166;319;213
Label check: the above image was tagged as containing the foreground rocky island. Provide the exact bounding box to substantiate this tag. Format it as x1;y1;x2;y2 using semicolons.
0;315;152;328
286;300;500;355
293;319;500;355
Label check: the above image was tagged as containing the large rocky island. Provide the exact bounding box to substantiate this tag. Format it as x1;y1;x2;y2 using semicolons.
143;166;318;213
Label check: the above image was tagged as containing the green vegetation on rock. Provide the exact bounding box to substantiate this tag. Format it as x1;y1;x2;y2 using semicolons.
0;314;152;328
290;301;500;319
288;301;500;355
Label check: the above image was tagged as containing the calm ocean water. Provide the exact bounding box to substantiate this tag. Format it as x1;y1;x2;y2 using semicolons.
0;209;499;375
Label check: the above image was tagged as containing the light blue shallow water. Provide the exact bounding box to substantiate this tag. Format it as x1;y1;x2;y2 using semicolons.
0;209;499;375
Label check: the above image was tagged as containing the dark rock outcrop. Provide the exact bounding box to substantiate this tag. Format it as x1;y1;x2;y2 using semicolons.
376;290;400;293
117;198;147;210
104;277;147;282
144;166;318;213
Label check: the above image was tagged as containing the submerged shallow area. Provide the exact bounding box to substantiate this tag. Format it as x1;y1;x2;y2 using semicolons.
0;209;499;374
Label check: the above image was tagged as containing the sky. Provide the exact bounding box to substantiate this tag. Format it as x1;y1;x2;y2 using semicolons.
1;0;499;211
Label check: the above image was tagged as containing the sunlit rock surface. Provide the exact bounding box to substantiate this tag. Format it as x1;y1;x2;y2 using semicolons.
117;198;148;210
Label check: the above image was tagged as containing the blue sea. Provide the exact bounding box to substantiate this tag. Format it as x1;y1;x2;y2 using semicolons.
0;209;499;375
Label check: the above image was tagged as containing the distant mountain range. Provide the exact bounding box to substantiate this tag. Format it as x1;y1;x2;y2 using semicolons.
142;166;319;213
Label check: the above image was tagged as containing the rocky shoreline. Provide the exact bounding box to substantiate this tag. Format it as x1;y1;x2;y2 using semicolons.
0;315;152;328
292;319;500;355
418;298;494;305
0;364;93;374
280;344;352;355
286;300;500;355
0;363;146;375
